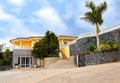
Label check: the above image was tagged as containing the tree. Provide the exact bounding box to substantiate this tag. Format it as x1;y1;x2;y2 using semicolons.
0;44;3;52
32;31;59;67
4;49;10;65
43;31;59;57
81;1;107;47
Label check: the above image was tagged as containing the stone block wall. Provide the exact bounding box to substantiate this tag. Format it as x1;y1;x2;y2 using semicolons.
70;28;120;56
70;28;120;67
44;57;60;67
77;51;120;67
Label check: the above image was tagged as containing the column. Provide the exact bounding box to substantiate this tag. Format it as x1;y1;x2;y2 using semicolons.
62;39;64;44
20;41;22;48
25;57;26;68
20;57;21;68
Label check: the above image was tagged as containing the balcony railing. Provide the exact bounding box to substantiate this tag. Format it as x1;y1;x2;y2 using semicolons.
60;43;70;48
2;46;32;52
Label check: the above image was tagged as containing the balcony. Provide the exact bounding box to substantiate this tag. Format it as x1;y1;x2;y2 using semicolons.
60;43;70;48
2;46;32;52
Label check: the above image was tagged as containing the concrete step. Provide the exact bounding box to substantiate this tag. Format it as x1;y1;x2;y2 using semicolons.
45;56;76;69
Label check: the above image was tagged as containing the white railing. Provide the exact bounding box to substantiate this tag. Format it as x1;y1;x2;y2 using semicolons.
2;46;32;52
2;46;14;52
60;42;71;48
78;23;120;40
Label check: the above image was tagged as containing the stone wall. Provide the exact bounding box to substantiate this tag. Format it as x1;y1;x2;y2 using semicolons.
70;28;120;56
77;51;120;67
70;28;120;67
44;57;60;67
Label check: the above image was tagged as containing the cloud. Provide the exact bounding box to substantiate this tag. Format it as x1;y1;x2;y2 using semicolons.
62;3;74;21
7;0;25;6
33;7;69;35
0;5;38;44
57;0;64;3
7;0;25;14
0;6;14;21
72;0;118;33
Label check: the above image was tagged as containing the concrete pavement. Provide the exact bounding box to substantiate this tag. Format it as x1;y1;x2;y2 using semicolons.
0;62;120;83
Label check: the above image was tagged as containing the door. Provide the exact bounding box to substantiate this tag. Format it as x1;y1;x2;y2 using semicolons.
26;57;30;67
20;57;31;68
21;57;25;67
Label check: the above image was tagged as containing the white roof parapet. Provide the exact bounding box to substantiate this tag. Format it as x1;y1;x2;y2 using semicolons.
2;46;14;52
78;33;96;39
78;23;120;40
69;40;76;45
100;23;120;35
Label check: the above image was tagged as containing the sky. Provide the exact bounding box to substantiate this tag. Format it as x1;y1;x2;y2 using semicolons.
0;0;120;46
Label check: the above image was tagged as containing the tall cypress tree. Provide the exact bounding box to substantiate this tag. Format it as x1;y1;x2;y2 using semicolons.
32;31;59;67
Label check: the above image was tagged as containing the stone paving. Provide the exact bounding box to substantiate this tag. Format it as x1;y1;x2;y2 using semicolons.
0;62;120;83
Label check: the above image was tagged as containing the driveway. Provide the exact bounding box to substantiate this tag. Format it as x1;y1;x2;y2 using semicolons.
0;62;120;83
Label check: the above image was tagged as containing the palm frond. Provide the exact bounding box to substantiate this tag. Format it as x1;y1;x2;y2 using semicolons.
97;1;107;14
85;1;96;11
81;16;95;25
81;1;107;25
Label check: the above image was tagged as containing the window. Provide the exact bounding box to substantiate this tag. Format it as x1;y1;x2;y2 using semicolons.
18;57;20;64
64;42;67;44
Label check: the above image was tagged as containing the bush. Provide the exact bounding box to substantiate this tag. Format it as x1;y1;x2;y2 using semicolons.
96;44;111;53
0;59;2;66
100;40;119;51
0;59;7;66
112;43;119;50
96;40;119;53
85;42;96;54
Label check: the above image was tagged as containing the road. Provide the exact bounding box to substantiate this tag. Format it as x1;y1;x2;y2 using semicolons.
0;62;120;83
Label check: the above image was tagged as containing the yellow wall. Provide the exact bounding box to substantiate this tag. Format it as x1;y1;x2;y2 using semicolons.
13;41;20;47
59;39;62;45
31;40;39;47
59;38;75;45
12;40;39;48
60;46;70;59
11;36;77;59
22;41;31;48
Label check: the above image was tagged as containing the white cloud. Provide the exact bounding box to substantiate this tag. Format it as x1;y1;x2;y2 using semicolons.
9;18;38;36
62;3;74;21
7;0;25;14
73;0;118;33
0;5;38;44
34;7;69;35
57;0;64;3
8;0;25;6
0;6;14;21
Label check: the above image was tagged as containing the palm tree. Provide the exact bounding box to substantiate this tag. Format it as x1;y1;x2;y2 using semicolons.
81;1;107;47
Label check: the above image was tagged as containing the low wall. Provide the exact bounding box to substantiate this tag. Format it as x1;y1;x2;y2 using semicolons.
44;57;60;67
75;51;120;67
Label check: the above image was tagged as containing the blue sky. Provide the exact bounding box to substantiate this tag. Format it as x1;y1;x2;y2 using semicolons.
0;0;120;45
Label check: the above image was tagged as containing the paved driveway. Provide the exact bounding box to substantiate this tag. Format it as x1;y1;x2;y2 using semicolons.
0;62;120;83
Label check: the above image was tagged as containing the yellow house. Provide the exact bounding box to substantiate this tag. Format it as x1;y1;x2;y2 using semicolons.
58;35;77;59
10;35;77;68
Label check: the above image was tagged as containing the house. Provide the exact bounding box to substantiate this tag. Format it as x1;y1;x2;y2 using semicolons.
8;35;77;68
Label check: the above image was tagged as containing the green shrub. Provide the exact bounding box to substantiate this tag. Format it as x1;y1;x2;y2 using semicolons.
112;43;119;50
100;40;107;45
0;59;7;66
85;42;96;53
96;44;111;53
0;59;2;66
